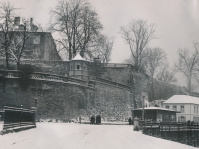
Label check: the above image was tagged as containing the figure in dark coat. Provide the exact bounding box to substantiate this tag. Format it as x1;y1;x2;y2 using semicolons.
95;115;101;124
91;115;95;125
99;115;101;124
96;115;99;124
128;117;132;125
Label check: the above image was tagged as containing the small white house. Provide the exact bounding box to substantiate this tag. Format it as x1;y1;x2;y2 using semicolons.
163;95;199;122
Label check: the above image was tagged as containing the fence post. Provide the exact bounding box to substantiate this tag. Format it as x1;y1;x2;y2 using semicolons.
177;124;179;142
20;105;23;127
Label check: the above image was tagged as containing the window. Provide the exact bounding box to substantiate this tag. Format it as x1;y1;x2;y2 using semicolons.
70;64;73;70
173;105;177;111
178;116;186;122
193;116;199;123
180;105;184;113
166;105;169;109
83;63;87;70
75;63;81;70
194;105;199;113
33;35;40;44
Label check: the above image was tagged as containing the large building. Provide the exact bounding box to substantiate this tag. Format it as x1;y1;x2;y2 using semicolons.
163;95;199;122
0;17;61;62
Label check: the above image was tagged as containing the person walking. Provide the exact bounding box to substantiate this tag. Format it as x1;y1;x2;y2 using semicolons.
91;115;95;125
128;117;132;125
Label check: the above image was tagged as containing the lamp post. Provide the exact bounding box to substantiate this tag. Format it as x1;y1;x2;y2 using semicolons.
142;94;145;120
20;105;23;127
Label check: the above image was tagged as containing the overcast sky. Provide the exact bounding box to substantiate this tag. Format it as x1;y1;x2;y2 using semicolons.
8;0;199;63
7;0;199;85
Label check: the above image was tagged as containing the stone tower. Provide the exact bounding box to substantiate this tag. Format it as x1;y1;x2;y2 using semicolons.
69;53;89;80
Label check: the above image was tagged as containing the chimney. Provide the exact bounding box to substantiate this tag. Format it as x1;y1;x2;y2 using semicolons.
30;18;33;25
94;55;101;63
14;17;20;26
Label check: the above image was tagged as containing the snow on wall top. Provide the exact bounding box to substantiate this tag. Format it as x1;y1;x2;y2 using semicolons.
164;95;199;105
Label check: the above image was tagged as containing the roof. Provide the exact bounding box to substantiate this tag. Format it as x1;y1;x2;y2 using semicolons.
133;107;177;112
71;53;88;61
163;95;199;105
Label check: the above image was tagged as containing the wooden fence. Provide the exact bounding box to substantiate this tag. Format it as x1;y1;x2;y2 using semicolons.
142;122;199;147
1;106;36;134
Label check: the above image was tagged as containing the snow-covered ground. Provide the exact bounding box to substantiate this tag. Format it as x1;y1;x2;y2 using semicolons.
0;123;196;149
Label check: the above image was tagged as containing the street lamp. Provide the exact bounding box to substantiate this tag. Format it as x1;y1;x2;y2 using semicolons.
142;94;145;120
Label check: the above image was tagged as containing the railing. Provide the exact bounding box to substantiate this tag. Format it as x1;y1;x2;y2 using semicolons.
0;69;130;89
142;122;199;147
0;70;89;87
3;122;35;131
1;106;36;134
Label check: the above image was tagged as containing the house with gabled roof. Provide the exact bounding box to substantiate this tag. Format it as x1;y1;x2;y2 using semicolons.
163;95;199;122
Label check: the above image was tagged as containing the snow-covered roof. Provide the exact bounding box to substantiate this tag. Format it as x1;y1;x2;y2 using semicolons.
71;53;88;61
164;95;199;105
133;107;177;112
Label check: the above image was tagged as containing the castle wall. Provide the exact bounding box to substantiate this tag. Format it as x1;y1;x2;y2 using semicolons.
93;81;132;121
0;75;132;121
102;65;150;108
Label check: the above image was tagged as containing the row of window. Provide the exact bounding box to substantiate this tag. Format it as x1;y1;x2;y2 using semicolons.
165;105;184;113
178;116;199;123
166;105;199;114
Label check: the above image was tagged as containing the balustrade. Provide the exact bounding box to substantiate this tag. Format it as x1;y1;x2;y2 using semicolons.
0;69;89;87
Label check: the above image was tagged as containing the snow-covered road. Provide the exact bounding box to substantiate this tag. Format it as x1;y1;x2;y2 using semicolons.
0;123;196;149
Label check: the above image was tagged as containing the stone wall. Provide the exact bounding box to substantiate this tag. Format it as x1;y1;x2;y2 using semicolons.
92;81;132;121
0;77;93;121
0;75;132;121
101;65;150;109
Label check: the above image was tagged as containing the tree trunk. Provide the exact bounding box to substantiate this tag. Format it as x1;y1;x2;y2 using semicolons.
69;42;72;60
5;49;9;69
17;60;20;70
188;75;192;94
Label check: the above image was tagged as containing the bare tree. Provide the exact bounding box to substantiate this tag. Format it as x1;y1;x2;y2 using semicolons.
89;35;113;64
120;19;156;70
50;0;103;60
176;43;199;94
143;47;166;100
143;47;166;78
0;1;15;69
156;64;177;84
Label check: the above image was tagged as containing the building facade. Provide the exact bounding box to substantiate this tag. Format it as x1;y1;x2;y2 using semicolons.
163;95;199;122
133;107;177;122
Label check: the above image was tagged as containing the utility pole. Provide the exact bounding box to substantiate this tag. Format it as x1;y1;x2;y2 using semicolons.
142;93;145;120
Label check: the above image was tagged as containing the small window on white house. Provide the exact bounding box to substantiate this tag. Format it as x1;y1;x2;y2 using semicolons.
180;105;185;113
173;105;177;111
194;105;199;113
178;116;186;122
166;105;169;109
